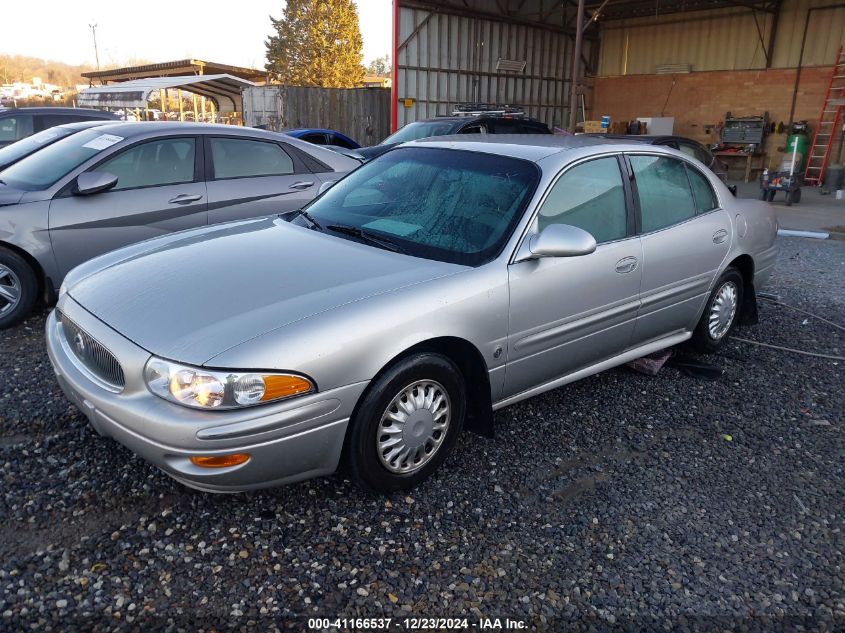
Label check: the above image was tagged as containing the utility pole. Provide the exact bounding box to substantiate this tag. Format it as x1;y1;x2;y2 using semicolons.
89;23;100;72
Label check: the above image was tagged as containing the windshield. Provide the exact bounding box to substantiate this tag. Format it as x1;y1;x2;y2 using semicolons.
0;126;76;170
302;147;540;266
0;128;124;191
381;120;458;145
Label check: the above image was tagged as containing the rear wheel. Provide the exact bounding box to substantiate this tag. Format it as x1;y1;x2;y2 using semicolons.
787;188;801;205
766;189;776;202
0;248;37;329
691;267;744;353
345;353;466;493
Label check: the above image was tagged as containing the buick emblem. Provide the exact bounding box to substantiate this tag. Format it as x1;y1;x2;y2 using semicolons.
73;332;86;355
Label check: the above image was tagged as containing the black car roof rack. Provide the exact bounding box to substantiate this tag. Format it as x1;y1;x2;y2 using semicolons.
451;103;526;117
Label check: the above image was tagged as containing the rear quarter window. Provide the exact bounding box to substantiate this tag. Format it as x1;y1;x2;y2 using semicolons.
685;164;719;213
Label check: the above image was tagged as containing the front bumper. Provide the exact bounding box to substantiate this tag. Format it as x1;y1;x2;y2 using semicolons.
45;297;368;492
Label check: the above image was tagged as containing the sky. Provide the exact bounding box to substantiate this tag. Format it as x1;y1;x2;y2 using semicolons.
1;0;393;70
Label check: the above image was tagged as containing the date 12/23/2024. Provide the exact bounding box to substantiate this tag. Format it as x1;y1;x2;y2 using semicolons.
307;617;528;630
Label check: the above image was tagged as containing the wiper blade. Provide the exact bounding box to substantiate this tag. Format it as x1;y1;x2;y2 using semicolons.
326;224;407;254
283;208;323;230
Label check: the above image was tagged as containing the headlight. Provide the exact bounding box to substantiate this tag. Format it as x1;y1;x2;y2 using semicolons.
144;357;314;410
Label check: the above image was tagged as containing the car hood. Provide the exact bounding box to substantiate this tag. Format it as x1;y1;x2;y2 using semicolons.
68;217;464;365
0;183;25;207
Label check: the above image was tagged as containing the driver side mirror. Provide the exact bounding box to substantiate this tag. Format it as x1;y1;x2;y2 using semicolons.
318;181;336;195
75;171;118;196
529;224;597;258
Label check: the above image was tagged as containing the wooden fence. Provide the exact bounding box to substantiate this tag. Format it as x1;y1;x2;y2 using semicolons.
243;86;391;146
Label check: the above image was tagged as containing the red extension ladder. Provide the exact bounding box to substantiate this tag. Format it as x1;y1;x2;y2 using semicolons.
805;46;845;186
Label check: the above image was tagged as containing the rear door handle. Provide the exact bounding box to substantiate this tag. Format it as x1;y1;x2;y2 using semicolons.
615;256;638;274
289;181;314;190
168;194;203;204
713;229;728;244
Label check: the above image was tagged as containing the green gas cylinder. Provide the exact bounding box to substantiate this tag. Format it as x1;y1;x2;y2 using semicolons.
780;131;809;175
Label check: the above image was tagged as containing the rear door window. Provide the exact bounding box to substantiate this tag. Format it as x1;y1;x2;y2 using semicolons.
330;134;357;149
519;121;550;134
677;141;712;166
300;133;329;145
630;155;696;232
685;164;719;213
486;119;521;134
458;124;484;135
210;137;294;179
38;114;82;130
0;115;34;142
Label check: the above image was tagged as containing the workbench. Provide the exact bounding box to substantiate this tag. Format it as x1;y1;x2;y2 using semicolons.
714;151;767;183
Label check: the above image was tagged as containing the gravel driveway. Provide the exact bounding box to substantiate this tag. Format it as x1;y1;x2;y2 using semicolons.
1;236;842;631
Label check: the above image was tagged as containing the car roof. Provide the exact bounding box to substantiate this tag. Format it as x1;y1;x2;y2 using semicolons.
405;133;616;161
55;120;115;131
414;114;548;125
80;121;309;140
598;134;704;146
286;128;339;135
0;107;115;116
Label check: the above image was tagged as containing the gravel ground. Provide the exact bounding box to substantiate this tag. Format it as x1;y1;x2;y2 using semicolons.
0;236;842;632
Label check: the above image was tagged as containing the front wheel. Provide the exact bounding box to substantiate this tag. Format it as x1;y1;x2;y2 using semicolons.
691;268;744;353
0;248;38;329
345;353;466;493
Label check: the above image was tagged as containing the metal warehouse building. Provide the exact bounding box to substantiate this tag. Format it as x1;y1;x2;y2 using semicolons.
391;0;845;167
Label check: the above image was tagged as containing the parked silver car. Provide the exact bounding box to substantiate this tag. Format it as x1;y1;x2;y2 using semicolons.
0;122;360;327
46;135;778;493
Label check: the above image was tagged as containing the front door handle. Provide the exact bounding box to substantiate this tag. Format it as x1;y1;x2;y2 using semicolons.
615;256;638;274
168;194;203;204
289;181;314;190
713;229;729;244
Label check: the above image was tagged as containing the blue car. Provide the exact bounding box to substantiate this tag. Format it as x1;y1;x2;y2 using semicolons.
284;128;360;149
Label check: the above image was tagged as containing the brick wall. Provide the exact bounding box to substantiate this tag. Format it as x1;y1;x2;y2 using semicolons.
592;67;833;174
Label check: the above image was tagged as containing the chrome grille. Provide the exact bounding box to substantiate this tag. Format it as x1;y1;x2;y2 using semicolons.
57;311;125;389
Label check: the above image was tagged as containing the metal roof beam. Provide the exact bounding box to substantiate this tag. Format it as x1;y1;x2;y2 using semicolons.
400;0;582;34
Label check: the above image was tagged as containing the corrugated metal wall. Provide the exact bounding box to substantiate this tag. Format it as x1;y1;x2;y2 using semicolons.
242;86;391;146
771;0;845;67
598;0;845;75
396;6;580;130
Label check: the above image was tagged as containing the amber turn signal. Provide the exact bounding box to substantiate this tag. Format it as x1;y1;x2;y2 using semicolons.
189;453;250;468
261;375;313;401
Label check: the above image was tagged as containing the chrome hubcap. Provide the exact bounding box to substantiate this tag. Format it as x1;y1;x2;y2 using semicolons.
708;281;738;340
0;264;21;316
376;380;451;474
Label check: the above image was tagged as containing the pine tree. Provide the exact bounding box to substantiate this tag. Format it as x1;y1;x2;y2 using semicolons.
265;0;364;88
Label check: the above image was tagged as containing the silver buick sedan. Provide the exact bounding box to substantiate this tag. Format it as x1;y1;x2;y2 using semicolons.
46;135;777;493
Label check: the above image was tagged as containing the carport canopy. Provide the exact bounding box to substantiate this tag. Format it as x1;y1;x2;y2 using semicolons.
77;75;256;114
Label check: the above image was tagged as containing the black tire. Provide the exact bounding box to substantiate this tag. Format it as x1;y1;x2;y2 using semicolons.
0;247;38;329
758;189;767;200
766;189;776;202
789;188;801;204
691;267;744;353
345;353;466;493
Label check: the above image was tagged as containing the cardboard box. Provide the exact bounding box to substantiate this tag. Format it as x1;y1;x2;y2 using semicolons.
583;120;606;133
